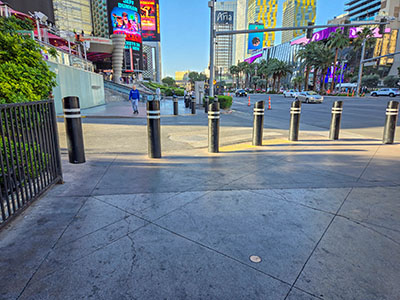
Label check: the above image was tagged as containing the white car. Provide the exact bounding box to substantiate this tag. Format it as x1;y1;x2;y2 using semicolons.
296;91;324;103
283;89;299;98
370;88;400;97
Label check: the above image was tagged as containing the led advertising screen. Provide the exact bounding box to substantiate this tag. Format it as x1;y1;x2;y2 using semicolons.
107;0;143;70
140;0;160;42
248;23;264;53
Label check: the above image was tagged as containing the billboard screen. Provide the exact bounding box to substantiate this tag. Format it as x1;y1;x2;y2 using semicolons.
107;0;143;70
7;0;55;24
216;11;234;25
248;23;264;53
140;0;160;42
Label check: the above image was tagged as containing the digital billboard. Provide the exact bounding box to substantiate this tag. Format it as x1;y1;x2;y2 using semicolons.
140;0;160;42
248;23;264;53
107;0;143;70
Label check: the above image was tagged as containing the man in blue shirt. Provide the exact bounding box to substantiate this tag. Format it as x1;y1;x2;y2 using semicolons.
129;85;140;115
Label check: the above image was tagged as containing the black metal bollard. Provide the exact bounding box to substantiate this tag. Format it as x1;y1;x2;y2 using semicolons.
329;101;343;140
383;101;399;144
147;100;162;158
208;102;220;153
191;98;196;114
62;96;85;164
252;101;265;146
173;96;178;116
205;96;209;113
185;95;190;108
289;100;301;141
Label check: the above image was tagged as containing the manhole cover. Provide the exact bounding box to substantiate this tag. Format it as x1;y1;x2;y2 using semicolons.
249;255;262;263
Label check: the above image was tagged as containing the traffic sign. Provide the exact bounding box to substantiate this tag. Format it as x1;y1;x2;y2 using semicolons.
213;80;217;85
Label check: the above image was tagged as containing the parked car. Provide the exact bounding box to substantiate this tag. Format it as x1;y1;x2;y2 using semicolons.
235;89;248;97
370;88;400;97
283;89;299;98
296;91;324;103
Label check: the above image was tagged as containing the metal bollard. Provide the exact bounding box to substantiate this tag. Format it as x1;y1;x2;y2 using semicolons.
208;102;220;153
62;96;85;164
191;98;196;114
329;101;343;140
173;96;178;116
289;100;301;141
205;96;209;113
147;100;162;158
185;95;190;108
383;101;399;144
252;101;265;146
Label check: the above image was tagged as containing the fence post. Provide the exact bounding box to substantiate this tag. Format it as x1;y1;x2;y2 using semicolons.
49;101;63;182
329;101;343;140
383;101;399;144
252;101;265;146
208;102;220;153
147;100;162;158
289;100;301;141
62;96;85;164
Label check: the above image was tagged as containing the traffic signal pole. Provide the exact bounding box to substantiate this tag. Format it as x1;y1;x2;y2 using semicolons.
209;0;216;98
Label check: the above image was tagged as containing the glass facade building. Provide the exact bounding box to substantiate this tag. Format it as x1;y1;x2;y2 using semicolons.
345;0;381;21
281;0;317;43
53;0;93;34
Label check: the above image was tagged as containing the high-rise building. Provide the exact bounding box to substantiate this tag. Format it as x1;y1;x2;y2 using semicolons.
53;0;93;34
215;1;237;77
234;0;248;63
91;0;109;38
281;0;317;43
345;0;381;21
246;0;279;49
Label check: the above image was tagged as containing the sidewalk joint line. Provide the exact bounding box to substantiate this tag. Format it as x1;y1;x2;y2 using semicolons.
283;187;354;300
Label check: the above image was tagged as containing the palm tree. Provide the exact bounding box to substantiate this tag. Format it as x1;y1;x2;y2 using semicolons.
275;61;293;92
292;76;303;90
327;28;350;92
229;65;239;89
237;61;250;88
315;45;335;92
296;43;316;90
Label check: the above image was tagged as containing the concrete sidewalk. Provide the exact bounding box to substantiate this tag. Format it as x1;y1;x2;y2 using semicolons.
1;114;400;299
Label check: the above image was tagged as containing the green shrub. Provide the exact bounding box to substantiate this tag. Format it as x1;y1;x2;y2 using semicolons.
203;96;232;110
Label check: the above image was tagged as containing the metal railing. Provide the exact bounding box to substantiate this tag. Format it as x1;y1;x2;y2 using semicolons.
0;100;63;226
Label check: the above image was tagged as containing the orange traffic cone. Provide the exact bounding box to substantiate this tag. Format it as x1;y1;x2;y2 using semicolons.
268;96;271;110
352;90;355;97
347;91;349;97
248;96;251;106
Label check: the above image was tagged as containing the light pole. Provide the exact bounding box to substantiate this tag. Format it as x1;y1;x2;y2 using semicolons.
356;39;366;97
208;0;216;98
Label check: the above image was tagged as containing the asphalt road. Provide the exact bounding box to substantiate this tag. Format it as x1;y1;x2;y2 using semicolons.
229;94;400;140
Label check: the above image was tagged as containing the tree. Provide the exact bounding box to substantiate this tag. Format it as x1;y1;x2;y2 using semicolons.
327;28;350;92
314;45;335;92
0;16;57;103
383;76;400;88
292;76;303;90
162;76;176;87
229;65;239;88
296;43;316;90
237;61;250;88
188;72;207;84
362;75;380;88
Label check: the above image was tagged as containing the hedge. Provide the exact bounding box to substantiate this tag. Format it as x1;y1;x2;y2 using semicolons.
203;96;233;110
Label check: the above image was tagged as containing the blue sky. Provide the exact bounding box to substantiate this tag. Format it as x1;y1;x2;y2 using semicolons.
159;0;347;78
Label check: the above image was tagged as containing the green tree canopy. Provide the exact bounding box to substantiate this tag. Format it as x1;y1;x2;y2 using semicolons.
188;71;207;84
0;16;57;104
383;76;400;88
162;76;176;87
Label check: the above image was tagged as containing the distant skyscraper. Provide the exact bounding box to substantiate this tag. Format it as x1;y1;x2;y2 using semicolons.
281;0;317;43
345;0;381;21
53;0;93;34
215;1;237;76
247;0;279;49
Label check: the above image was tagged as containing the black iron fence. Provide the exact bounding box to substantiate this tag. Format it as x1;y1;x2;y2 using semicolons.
0;100;62;226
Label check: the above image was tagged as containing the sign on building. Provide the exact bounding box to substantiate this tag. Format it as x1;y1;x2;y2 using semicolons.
248;23;264;53
140;0;160;42
216;11;234;25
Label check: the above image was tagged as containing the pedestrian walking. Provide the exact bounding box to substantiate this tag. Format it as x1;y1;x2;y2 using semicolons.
156;87;161;100
129;85;140;115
